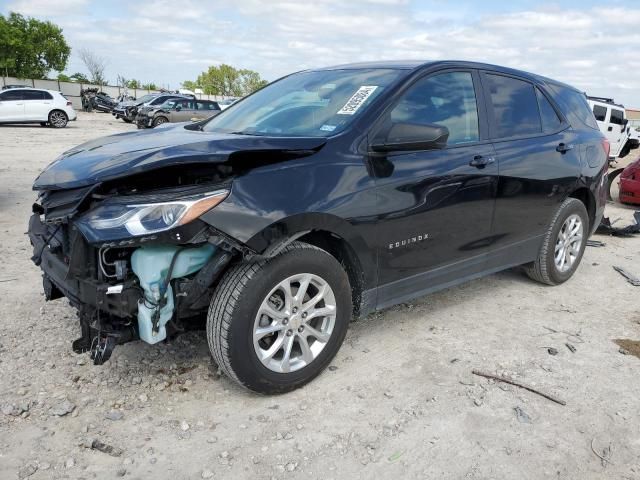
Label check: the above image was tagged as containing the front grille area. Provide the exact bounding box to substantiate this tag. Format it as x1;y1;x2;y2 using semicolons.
39;185;95;222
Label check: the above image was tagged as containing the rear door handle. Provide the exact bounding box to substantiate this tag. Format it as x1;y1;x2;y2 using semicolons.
556;143;574;153
469;155;495;168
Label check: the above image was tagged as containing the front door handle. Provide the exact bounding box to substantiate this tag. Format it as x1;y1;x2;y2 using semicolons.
469;155;495;168
556;143;574;153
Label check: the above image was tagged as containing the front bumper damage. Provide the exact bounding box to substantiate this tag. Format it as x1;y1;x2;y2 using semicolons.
28;209;234;364
135;113;154;129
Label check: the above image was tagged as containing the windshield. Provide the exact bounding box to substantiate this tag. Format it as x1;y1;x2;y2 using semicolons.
202;68;405;137
136;94;157;105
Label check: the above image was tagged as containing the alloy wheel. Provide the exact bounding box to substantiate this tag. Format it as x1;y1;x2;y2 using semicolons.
253;273;337;373
49;111;67;128
554;214;584;272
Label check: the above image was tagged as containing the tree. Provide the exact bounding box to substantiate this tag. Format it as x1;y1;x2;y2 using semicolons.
181;80;198;91
141;82;158;91
0;12;70;78
70;72;89;83
126;79;141;89
189;64;267;96
57;72;71;82
78;48;107;85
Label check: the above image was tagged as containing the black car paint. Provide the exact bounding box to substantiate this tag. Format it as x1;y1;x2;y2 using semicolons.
30;60;607;320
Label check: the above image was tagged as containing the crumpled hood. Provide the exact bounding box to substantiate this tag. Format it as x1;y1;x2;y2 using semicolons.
33;123;326;190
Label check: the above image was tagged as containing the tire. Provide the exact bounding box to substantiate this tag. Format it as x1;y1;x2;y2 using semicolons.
607;168;623;202
48;110;68;128
153;116;168;127
524;198;589;286
122;118;133;124
207;241;352;394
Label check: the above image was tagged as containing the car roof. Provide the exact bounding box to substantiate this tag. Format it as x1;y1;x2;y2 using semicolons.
315;60;579;92
1;87;58;93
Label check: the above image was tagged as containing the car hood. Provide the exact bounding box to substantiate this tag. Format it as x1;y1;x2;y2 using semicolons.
115;100;136;108
33;124;327;190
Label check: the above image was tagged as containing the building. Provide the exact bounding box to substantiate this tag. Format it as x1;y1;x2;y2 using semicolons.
627;108;640;129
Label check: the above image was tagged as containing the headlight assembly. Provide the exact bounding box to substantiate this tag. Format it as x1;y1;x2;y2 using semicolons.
75;189;228;242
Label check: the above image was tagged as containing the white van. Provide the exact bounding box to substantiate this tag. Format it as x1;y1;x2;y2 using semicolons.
587;96;633;159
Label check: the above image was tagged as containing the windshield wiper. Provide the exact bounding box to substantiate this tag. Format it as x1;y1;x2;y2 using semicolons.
230;131;264;136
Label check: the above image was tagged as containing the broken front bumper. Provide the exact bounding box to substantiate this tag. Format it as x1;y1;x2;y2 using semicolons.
28;214;139;317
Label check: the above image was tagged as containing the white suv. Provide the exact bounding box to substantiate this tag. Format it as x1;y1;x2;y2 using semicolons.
0;88;77;128
587;96;632;159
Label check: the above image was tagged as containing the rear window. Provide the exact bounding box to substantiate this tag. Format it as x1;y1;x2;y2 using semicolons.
610;109;624;126
548;84;599;130
592;105;607;122
198;101;220;110
486;74;541;138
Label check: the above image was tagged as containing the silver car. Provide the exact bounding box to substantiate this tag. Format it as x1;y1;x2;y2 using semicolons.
136;99;221;128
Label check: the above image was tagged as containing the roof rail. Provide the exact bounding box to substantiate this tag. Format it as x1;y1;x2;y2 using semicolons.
588;96;616;104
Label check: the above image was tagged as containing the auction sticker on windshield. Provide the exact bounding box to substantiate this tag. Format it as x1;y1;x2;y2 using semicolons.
337;86;378;115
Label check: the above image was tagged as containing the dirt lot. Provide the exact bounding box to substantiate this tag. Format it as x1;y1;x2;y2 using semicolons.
1;112;639;480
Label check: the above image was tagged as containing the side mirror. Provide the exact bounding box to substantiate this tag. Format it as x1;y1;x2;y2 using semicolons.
370;122;449;152
175;105;182;111
622;118;629;132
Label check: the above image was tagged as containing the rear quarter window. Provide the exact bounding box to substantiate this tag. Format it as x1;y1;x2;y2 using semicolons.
548;84;599;130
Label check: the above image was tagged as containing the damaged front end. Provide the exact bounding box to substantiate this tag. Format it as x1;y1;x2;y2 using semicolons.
28;179;237;364
27;124;325;364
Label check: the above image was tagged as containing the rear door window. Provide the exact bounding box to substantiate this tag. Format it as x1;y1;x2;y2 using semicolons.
536;88;562;132
485;74;541;138
22;90;45;100
389;71;480;145
592;105;607;122
610;109;625;126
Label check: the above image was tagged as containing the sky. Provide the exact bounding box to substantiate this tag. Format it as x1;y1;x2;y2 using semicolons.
1;0;639;107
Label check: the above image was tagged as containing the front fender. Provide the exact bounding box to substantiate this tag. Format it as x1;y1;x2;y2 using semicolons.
199;159;378;289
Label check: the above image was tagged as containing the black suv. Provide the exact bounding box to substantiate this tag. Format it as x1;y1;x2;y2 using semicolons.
28;61;608;393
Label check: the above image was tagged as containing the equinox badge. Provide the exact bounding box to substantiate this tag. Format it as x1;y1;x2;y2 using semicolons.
388;233;430;250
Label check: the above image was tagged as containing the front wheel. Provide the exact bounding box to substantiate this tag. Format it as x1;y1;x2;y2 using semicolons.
153;116;168;127
524;198;588;285
206;242;352;393
48;110;68;128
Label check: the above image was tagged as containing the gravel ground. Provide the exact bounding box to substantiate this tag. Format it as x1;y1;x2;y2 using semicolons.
1;112;639;480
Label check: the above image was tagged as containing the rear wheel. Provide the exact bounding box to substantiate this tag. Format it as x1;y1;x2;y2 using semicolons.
206;242;352;393
48;110;68;128
122;118;133;123
525;198;588;285
153;116;168;127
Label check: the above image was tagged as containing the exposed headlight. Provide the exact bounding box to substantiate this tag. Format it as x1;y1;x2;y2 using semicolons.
75;189;228;242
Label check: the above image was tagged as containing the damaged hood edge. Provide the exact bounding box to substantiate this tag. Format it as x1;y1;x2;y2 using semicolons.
33;124;326;190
